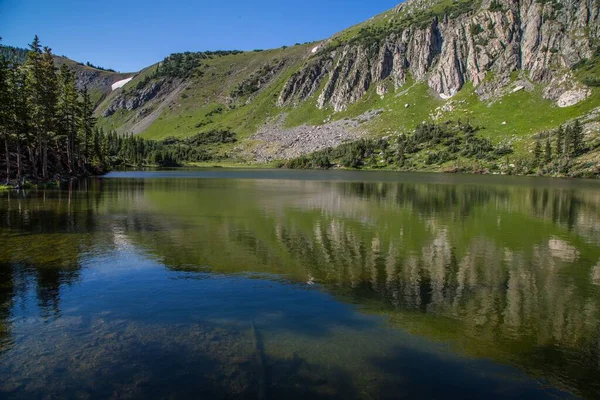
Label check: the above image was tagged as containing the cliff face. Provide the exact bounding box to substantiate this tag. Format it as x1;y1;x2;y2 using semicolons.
278;0;600;111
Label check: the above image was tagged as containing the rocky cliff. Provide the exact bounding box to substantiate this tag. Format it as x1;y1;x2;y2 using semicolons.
278;0;600;111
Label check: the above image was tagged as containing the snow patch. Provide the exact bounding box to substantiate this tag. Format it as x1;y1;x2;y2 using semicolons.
111;77;133;91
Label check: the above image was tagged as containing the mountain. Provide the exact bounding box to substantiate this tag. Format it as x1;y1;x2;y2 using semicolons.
95;0;600;172
0;45;135;106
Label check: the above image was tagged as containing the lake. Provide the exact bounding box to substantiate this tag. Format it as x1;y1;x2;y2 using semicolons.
1;169;599;399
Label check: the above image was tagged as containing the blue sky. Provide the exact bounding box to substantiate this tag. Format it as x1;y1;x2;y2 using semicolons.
0;0;401;72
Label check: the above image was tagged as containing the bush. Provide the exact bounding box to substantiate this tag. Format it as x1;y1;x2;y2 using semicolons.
489;0;504;11
470;24;484;36
583;77;600;87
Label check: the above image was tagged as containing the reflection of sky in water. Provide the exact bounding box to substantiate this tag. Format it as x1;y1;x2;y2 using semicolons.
1;171;599;399
0;248;573;399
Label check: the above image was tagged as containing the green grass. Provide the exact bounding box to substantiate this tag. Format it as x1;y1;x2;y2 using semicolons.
97;44;313;142
0;184;11;191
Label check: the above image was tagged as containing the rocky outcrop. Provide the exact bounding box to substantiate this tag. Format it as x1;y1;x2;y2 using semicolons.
277;56;334;106
557;88;592;107
278;0;600;111
102;80;166;117
244;110;381;162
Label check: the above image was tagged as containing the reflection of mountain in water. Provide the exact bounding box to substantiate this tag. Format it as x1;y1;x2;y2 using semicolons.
0;177;599;397
132;179;600;397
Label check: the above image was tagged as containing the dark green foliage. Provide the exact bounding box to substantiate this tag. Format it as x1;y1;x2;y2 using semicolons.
425;150;453;165
534;121;590;174
533;140;542;166
284;120;512;171
570;120;584;157
0;45;28;66
283;154;331;169
582;77;600;87
0;36;111;181
470;24;484;36
157;52;207;79
187;129;237;146
544;139;552;164
195;119;213;128
101;130;219;167
85;61;116;72
488;0;504;12
555;126;564;156
206;106;224;117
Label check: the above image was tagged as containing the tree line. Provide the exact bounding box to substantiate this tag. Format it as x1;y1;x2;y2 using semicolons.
0;35;102;184
0;37;238;185
282;119;596;177
283;120;513;170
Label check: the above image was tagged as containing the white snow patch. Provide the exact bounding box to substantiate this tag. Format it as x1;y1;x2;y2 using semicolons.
111;77;133;91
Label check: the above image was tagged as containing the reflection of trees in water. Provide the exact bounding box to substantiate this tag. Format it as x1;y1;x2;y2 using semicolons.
1;178;600;396
0;185;108;353
338;181;600;242
262;184;600;398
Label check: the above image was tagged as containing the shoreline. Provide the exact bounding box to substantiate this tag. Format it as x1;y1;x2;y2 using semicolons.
2;162;598;189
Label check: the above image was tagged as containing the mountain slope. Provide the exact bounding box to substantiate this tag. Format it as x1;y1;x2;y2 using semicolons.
0;45;135;106
97;0;600;168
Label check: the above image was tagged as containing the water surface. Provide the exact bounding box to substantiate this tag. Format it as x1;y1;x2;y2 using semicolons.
1;170;599;399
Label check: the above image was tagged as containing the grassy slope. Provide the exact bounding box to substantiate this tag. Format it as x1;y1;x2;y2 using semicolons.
97;44;314;145
283;76;600;146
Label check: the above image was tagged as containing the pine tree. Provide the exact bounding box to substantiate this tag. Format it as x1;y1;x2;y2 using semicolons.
0;35;108;183
564;124;574;159
544;138;552;165
57;64;79;173
571;120;583;157
533;139;542;167
24;35;44;179
39;46;58;179
7;66;30;182
555;125;564;157
0;38;10;183
79;86;96;165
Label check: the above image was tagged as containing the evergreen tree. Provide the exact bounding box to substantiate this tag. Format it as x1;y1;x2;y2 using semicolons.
39;46;58;179
533;139;542;167
7;66;30;182
0;38;10;183
79;86;96;164
544;138;552;165
24;36;45;179
564;124;574;158
57;64;79;173
555;125;564;157
571;120;583;157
